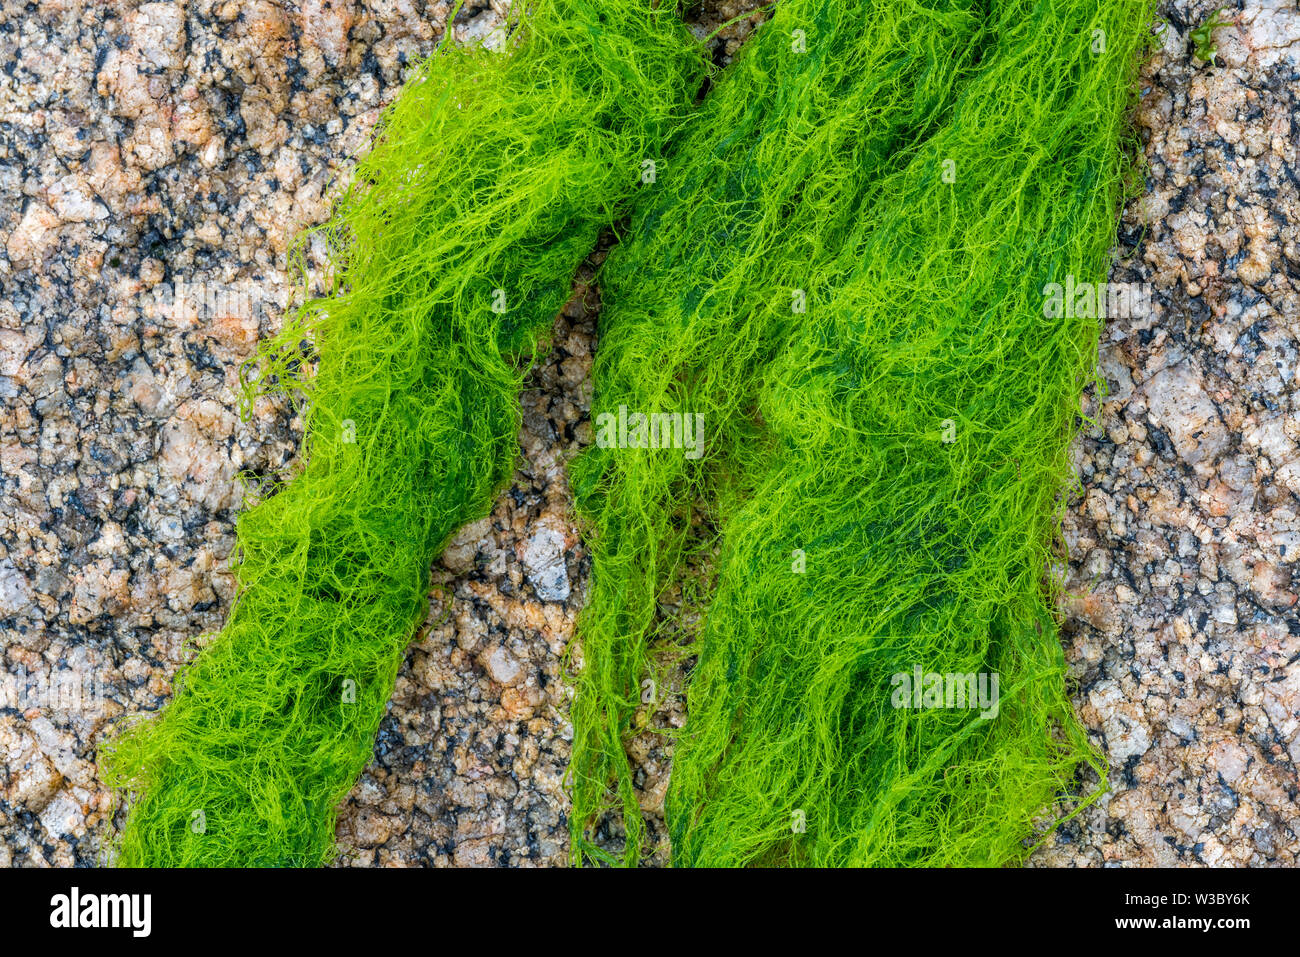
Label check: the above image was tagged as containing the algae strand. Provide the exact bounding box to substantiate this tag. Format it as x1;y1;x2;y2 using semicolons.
570;0;1153;866
100;0;706;867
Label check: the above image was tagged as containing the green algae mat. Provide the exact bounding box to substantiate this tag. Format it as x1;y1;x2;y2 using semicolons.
100;0;1156;867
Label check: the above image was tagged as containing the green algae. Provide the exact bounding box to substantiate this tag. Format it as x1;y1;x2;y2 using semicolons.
99;0;1157;869
568;0;1154;865
99;0;706;867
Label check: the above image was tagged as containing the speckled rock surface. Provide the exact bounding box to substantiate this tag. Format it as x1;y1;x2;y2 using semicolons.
1032;0;1300;867
330;255;602;867
2;0;1296;868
